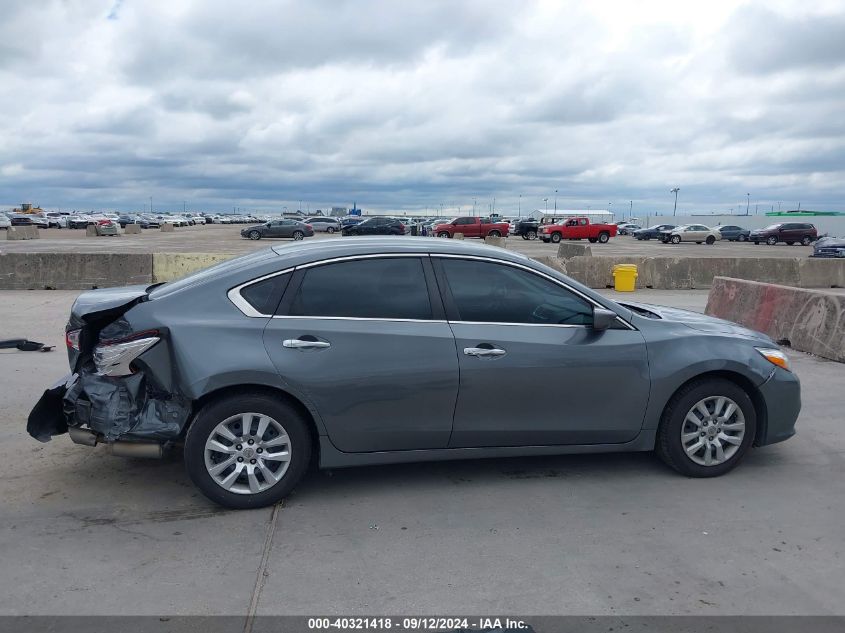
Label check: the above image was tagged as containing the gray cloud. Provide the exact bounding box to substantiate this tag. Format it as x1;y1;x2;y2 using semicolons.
1;0;845;214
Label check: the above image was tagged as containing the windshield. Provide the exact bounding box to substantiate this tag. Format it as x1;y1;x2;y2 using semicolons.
762;224;782;230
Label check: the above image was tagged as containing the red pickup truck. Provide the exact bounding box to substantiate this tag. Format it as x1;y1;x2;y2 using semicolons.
434;217;510;239
539;217;617;244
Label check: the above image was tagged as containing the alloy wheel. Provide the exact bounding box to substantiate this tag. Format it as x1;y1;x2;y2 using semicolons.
680;396;745;466
204;413;292;494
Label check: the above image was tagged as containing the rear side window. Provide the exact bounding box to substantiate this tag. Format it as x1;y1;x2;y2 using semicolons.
240;274;290;315
287;258;432;320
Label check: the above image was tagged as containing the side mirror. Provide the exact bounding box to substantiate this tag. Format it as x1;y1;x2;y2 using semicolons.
592;308;617;331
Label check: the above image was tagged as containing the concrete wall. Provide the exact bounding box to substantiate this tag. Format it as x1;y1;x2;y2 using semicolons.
151;253;232;283
6;226;40;240
541;255;845;290
0;253;152;290
706;276;845;363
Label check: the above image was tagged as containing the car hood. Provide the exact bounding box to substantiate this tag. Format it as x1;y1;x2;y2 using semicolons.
242;224;265;231
814;237;845;249
618;301;772;342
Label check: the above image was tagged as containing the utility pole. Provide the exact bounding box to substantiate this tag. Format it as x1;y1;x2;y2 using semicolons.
472;197;476;216
554;189;558;212
670;188;679;216
518;194;521;217
746;193;750;216
183;201;186;214
629;200;633;219
544;198;548;213
150;196;153;214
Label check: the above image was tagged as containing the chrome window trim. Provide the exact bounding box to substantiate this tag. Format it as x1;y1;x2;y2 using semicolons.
228;251;635;331
227;267;295;317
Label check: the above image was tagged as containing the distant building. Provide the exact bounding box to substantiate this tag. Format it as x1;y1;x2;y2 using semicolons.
330;206;347;217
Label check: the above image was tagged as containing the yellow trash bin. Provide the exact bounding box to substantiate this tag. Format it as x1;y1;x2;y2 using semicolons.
612;264;638;292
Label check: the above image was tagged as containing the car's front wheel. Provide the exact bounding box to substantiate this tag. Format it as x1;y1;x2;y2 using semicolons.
326;226;335;234
766;236;778;245
248;230;261;240
438;232;451;238
292;230;304;241
738;234;747;242
656;378;756;477
550;232;561;243
706;235;716;245
801;236;812;246
671;234;681;244
184;392;312;509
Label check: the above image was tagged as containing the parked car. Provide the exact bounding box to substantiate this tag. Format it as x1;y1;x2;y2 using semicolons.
749;223;817;246
539;217;617;244
93;219;119;236
434;216;509;239
28;214;50;229
9;214;34;226
67;215;92;229
617;223;642;236
340;217;364;229
810;236;845;258
633;224;676;240
342;217;405;236
27;237;801;509
0;214;11;229
45;212;68;228
513;218;541;240
241;219;314;241
117;215;149;229
717;225;751;242
660;225;721;245
304;217;342;234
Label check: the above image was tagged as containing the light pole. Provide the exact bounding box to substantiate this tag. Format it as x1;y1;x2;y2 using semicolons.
518;194;521;218
472;198;476;216
629;200;633;219
183;201;186;215
670;188;679;216
554;189;558;212
150;196;153;215
778;201;782;212
746;193;750;216
543;198;548;213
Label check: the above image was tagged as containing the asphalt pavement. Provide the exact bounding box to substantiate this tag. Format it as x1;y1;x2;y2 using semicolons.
0;289;842;616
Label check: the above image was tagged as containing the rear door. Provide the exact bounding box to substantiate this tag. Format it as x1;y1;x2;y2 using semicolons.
262;255;459;452
433;256;650;447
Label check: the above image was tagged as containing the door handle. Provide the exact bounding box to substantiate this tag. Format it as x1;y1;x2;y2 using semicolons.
283;339;331;350
463;347;506;357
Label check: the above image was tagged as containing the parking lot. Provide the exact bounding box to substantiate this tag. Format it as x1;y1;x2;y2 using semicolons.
1;223;817;259
1;288;842;616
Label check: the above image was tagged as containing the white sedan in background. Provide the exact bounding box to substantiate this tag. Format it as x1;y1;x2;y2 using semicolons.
660;224;722;245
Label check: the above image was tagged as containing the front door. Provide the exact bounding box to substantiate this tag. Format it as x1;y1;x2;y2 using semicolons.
434;256;650;447
263;256;459;453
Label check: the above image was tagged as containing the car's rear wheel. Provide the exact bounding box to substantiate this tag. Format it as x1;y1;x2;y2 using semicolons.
248;230;261;240
488;230;501;238
706;235;716;245
801;236;812;246
550;232;561;243
656;378;756;477
671;235;681;244
766;236;778;245
185;393;312;509
292;230;304;241
526;230;537;240
598;232;610;243
326;226;335;234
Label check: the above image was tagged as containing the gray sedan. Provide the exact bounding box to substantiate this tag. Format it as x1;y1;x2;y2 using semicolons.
241;219;314;240
28;238;800;508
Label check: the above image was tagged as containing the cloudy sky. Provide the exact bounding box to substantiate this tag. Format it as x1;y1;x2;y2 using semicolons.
2;0;844;215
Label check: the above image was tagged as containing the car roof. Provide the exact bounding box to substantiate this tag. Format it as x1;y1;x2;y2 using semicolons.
270;236;529;265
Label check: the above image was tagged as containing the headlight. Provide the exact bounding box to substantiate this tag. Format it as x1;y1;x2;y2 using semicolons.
756;347;790;372
94;331;160;376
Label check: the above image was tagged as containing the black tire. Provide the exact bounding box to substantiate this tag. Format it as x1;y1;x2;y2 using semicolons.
801;236;812;246
527;230;537;240
598;232;609;244
588;238;597;243
326;226;335;234
766;236;778;245
696;241;702;245
488;230;501;238
521;234;529;240
706;235;715;245
785;241;794;246
671;234;681;244
248;230;261;240
655;377;757;478
550;232;561;243
738;234;747;242
438;231;451;238
753;241;759;245
184;392;312;509
292;231;304;241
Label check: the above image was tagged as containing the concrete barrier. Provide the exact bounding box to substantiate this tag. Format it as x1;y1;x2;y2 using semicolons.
556;242;592;259
6;226;40;240
453;232;464;240
151;253;233;283
0;253;152;290
550;256;845;289
85;225;97;237
124;224;142;235
161;223;175;232
484;236;507;248
706;277;845;363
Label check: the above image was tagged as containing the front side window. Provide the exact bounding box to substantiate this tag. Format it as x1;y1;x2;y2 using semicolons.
287;258;432;320
440;259;593;326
